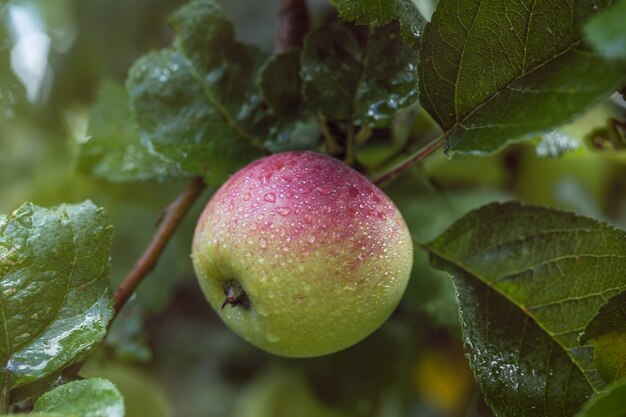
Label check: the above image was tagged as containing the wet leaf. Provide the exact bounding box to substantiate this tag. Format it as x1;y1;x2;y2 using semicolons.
331;0;426;47
301;21;418;128
419;0;626;155
427;202;626;416
78;81;190;182
34;378;124;417
0;201;114;390
581;290;626;343
127;0;266;186
259;49;305;118
575;379;626;417
585;0;626;60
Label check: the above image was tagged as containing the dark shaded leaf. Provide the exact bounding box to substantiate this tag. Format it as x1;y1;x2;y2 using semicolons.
427;202;626;415
585;0;626;60
581;290;626;343
259;49;305;117
301;21;418;128
78;81;190;182
127;0;266;186
0;202;114;390
34;378;124;417
419;0;626;155
331;0;426;46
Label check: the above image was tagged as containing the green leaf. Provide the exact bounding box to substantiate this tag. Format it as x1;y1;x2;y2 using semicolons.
10;370;80;408
0;5;24;119
127;0;266;186
427;202;626;416
77;81;190;182
0;414;65;417
585;0;626;60
0;201;114;390
581;290;626;343
575;379;626;417
34;378;124;417
301;22;419;128
259;49;305;117
331;0;426;46
419;0;626;155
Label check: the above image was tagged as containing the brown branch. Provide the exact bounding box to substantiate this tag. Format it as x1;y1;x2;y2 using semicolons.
372;135;446;186
276;0;310;52
113;177;206;316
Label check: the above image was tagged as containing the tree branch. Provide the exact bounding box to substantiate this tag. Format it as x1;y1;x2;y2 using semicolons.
276;0;310;52
113;177;206;316
372;135;446;186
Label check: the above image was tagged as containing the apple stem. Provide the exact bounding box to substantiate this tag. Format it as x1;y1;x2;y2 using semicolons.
372;134;446;186
113;177;207;317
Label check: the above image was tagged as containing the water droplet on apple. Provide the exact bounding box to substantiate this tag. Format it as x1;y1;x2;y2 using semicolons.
349;187;359;198
251;222;258;230
344;283;357;291
243;193;251;201
304;214;312;224
259;238;267;248
275;207;291;216
316;185;330;195
306;235;316;244
264;193;276;202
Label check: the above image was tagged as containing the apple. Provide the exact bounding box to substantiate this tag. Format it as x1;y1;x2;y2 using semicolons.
192;151;413;357
593;331;626;383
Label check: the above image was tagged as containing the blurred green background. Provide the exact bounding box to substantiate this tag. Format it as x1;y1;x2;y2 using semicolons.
2;1;626;417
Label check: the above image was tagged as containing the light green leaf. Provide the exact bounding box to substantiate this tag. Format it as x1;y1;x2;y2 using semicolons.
331;0;426;46
420;0;626;155
127;0;266;186
301;21;419;128
34;378;124;417
585;0;626;60
78;81;190;182
575;379;626;417
427;202;626;416
0;201;114;390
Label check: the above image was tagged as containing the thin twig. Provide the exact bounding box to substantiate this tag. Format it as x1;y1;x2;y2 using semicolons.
345;123;356;165
372;134;446;186
276;0;310;52
113;177;206;316
0;376;9;414
316;111;343;154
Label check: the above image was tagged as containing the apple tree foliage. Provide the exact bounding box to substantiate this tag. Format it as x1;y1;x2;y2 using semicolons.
2;0;626;416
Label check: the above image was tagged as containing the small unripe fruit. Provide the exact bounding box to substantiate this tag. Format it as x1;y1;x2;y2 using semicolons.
192;151;413;357
593;331;626;383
